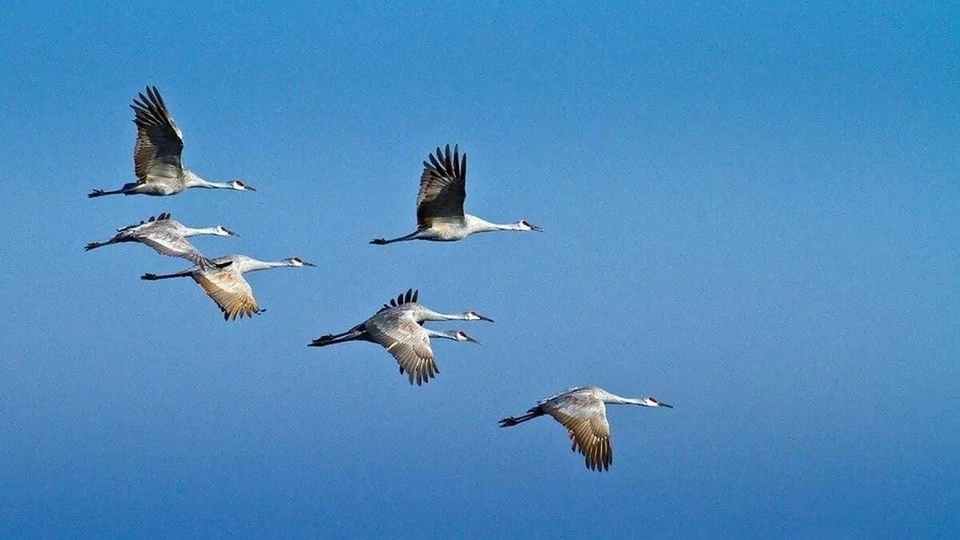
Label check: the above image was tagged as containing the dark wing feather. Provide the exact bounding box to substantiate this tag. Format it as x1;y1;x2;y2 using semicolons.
416;144;467;228
378;288;420;313
117;212;172;232
130;86;185;185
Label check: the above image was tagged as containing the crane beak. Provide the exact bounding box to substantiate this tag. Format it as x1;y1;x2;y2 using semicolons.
477;314;494;323
302;261;316;267
531;224;545;232
244;184;257;192
225;228;239;237
658;401;674;408
465;335;479;344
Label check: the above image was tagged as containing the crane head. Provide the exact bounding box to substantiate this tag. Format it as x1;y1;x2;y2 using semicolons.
285;257;316;267
214;225;239;237
464;311;494;322
641;397;673;408
518;220;544;232
230;179;257;192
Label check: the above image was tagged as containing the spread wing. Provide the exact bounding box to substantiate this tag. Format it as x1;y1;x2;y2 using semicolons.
131;86;184;185
547;396;613;471
138;232;209;266
192;267;260;321
365;311;438;386
416;144;466;229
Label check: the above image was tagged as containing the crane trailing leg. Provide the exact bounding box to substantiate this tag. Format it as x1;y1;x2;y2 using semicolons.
141;270;194;281
369;231;421;245
308;327;369;347
498;407;545;427
84;238;122;251
88;183;139;198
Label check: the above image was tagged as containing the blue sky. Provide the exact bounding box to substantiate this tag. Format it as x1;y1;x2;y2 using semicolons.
1;2;958;537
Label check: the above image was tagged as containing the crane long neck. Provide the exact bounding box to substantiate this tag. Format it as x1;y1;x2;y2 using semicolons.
423;328;457;340
465;214;517;232
237;259;289;273
184;171;231;190
183;226;221;237
419;308;468;322
601;392;644;406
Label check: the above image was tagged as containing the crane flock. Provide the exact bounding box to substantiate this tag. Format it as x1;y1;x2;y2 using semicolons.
86;85;673;472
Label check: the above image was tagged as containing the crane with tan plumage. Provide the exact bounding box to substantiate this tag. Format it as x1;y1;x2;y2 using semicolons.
141;254;314;320
499;386;673;472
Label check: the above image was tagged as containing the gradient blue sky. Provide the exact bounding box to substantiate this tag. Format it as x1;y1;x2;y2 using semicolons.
1;2;958;537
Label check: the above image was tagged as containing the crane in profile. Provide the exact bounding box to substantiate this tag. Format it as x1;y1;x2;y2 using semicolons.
370;144;543;245
308;288;491;385
89;86;256;198
85;212;237;265
499;386;673;472
141;255;314;320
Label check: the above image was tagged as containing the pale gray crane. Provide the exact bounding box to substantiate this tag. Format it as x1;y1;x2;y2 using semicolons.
308;288;491;385
499;386;673;472
141;254;314;320
85;212;237;265
370;144;543;245
89;86;256;198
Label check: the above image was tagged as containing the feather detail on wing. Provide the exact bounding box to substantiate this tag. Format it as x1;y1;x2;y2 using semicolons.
130;86;184;185
547;397;613;472
365;312;438;386
138;234;209;266
416;144;466;229
192;267;260;321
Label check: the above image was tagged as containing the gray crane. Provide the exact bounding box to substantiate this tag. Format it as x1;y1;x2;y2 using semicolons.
85;212;237;265
308;288;490;385
499;386;673;472
89;86;256;198
141;254;314;320
370;144;543;245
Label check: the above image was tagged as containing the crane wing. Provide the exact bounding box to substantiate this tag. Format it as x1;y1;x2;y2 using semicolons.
138;232;210;266
365;312;438;386
416;144;466;229
547;396;613;472
377;288;419;313
192;267;260;321
131;86;184;185
118;212;171;232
